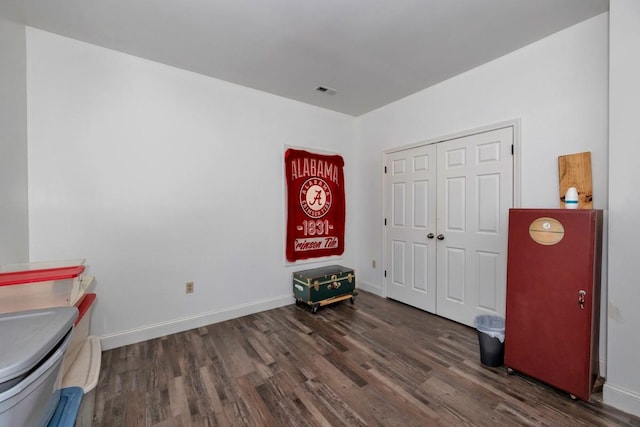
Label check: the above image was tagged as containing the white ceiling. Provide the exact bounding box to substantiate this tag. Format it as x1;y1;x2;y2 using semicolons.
3;0;608;116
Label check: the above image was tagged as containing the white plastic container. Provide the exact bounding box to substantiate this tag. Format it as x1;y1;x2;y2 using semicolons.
564;187;579;209
61;293;96;378
0;266;92;314
0;259;85;273
62;336;101;427
0;306;78;427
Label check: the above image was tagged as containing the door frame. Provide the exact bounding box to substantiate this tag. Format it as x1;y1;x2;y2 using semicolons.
382;119;522;298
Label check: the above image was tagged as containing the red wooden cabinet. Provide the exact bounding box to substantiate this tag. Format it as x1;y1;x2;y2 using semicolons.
504;209;603;401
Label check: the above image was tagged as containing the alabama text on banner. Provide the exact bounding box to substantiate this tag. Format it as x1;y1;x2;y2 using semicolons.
285;148;345;262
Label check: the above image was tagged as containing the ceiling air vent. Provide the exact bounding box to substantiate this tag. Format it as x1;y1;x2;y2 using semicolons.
314;86;337;95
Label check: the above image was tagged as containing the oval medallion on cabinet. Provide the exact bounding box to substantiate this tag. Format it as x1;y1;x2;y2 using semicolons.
528;217;564;245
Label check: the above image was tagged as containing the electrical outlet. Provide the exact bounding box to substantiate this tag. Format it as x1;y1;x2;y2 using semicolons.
372;260;376;268
185;281;194;294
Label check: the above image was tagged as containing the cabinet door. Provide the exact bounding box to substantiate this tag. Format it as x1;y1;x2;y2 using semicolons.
504;209;601;401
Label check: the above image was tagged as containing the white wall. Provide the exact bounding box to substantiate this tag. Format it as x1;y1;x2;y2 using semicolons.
0;17;29;264
26;28;355;349
605;0;640;417
354;13;609;293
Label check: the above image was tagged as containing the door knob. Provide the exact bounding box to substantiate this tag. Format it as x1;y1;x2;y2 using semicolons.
437;234;445;240
427;233;435;239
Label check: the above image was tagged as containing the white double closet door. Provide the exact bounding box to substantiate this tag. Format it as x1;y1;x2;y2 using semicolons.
384;126;514;327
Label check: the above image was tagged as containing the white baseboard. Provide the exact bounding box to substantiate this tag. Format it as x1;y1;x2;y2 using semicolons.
98;294;293;350
603;382;640;418
357;280;384;297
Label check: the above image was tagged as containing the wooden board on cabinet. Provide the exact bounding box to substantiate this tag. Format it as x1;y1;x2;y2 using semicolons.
558;152;593;209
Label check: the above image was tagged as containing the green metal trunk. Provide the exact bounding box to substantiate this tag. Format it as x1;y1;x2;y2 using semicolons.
293;265;356;312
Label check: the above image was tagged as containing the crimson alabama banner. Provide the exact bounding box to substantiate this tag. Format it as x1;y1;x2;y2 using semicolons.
285;148;345;262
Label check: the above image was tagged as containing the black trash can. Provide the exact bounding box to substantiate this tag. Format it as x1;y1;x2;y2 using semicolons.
474;315;505;367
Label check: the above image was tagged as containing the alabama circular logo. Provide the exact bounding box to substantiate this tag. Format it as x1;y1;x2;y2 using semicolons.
300;178;332;218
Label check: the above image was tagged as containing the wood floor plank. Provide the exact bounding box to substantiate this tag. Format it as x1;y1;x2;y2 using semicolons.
94;291;640;426
197;365;231;427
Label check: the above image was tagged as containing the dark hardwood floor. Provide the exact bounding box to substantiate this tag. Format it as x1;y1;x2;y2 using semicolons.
93;291;640;426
